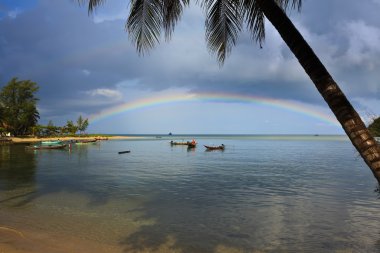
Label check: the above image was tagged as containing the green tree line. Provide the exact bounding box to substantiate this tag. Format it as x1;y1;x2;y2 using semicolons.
0;78;89;137
369;117;380;137
32;117;89;137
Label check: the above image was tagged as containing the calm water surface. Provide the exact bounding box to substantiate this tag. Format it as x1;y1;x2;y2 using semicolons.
1;135;380;252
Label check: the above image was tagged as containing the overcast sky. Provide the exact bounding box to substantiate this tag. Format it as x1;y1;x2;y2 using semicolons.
1;0;379;134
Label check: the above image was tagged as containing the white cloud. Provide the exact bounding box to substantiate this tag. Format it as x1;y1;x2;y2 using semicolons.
342;20;380;67
85;88;123;100
90;0;128;23
8;8;22;19
82;69;91;76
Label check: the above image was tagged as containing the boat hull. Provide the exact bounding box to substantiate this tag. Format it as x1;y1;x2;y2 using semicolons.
118;150;131;154
27;144;67;150
75;139;97;144
170;140;197;148
204;145;225;150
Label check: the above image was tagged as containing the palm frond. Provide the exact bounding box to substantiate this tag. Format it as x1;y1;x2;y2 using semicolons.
88;0;106;12
243;0;301;47
162;0;189;41
77;0;106;14
127;0;163;54
243;0;265;47
275;0;302;11
203;0;243;64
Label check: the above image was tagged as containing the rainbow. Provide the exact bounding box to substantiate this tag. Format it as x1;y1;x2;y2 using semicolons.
88;92;341;127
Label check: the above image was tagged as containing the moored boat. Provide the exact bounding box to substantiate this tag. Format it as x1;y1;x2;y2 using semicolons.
75;139;97;144
118;150;131;154
170;139;197;147
204;144;225;150
170;141;189;145
26;144;67;150
41;140;63;146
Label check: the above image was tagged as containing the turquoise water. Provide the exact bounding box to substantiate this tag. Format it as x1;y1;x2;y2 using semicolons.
1;135;380;252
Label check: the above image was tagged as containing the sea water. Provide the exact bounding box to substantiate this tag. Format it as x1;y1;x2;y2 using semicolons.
0;135;380;252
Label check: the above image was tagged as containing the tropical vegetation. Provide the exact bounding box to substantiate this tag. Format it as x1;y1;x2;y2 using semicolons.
0;77;90;137
77;115;89;134
0;78;40;136
369;117;380;137
32;116;89;137
81;0;380;183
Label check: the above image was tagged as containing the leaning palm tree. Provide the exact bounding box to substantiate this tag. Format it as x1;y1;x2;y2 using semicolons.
82;0;380;183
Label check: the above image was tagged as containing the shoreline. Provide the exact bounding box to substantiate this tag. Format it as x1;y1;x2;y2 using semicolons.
10;136;147;143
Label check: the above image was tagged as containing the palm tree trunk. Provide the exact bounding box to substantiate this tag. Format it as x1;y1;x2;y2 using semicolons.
257;0;380;183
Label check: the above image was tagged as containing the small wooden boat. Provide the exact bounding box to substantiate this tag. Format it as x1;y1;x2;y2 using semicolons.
170;141;189;145
41;140;63;145
27;144;67;150
75;139;97;144
204;144;225;150
171;140;197;148
118;150;130;154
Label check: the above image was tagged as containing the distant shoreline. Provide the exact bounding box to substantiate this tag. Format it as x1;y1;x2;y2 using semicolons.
8;134;350;143
10;136;147;143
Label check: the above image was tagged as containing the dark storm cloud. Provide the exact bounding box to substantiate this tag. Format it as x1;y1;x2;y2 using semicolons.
292;0;380;99
0;0;379;124
0;0;141;122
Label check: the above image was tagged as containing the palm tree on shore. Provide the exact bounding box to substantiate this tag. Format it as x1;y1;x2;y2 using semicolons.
82;0;380;183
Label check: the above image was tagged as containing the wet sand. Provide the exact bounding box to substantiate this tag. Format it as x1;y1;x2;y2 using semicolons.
0;225;123;253
0;223;184;253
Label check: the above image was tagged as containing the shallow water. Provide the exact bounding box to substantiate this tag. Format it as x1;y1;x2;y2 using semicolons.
1;135;380;252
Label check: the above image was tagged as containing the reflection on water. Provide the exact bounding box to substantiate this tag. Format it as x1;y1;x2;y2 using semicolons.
0;136;380;253
0;144;37;191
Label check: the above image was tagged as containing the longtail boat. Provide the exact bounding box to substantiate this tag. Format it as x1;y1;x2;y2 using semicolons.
26;144;67;150
170;141;189;145
75;139;97;144
170;140;197;148
204;144;225;150
41;140;63;145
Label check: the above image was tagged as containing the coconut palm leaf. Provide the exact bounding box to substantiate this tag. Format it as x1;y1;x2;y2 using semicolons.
203;0;243;63
88;0;106;12
127;0;164;54
242;0;265;47
276;0;302;11
78;0;106;13
162;0;189;40
243;0;301;47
